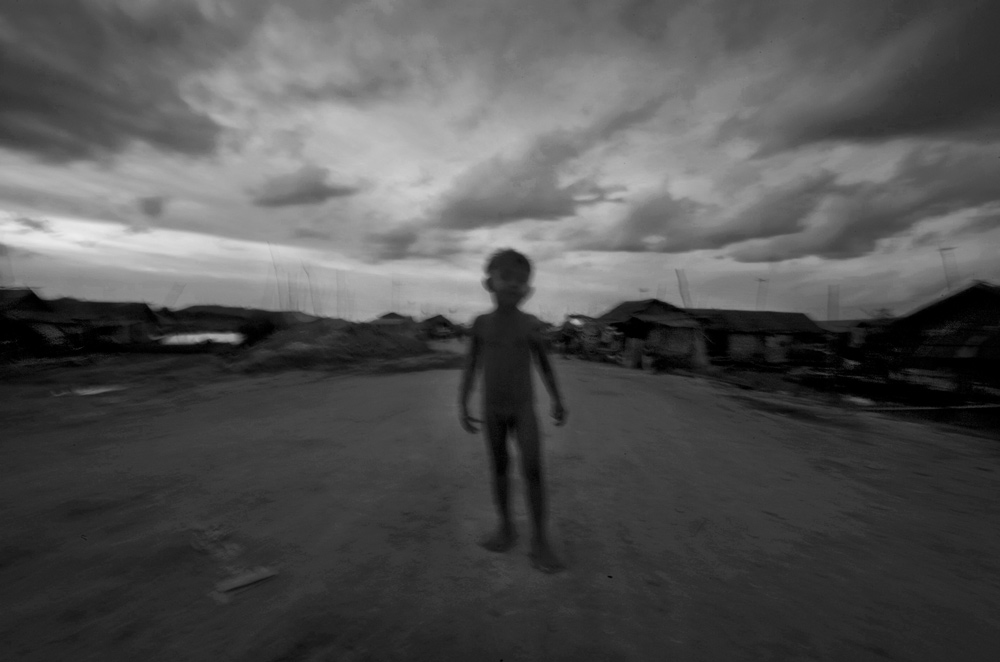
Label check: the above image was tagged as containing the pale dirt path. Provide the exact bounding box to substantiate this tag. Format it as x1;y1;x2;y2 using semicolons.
2;359;1000;661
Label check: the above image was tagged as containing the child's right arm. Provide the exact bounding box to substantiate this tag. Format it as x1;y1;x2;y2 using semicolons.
459;317;481;433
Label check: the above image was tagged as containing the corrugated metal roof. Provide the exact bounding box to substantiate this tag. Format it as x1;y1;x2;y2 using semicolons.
27;323;66;343
0;287;48;312
630;313;701;328
686;309;824;334
597;299;685;324
48;298;157;322
894;281;1000;325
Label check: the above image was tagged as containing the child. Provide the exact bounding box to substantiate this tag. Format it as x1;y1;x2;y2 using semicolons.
459;248;567;573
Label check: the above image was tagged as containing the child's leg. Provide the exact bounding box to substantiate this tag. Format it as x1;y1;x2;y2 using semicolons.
481;411;517;552
514;406;563;573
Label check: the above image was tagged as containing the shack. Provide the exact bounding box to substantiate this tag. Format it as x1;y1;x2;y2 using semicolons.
46;299;161;346
0;287;60;353
686;309;826;364
370;312;420;337
596;299;704;368
883;281;1000;390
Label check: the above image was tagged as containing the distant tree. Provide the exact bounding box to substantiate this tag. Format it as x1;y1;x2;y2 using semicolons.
238;312;278;346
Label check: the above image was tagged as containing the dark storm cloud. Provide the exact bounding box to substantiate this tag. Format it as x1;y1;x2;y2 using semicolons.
251;166;359;207
581;172;835;253
730;144;1000;262
138;196;168;218
0;0;269;162
723;1;1000;151
436;96;665;229
912;207;1000;248
14;216;51;233
582;142;1000;261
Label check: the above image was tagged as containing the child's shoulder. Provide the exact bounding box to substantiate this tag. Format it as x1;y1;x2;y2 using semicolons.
470;312;492;333
518;310;543;327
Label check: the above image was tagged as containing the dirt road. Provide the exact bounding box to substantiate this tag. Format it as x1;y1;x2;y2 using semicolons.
3;357;1000;661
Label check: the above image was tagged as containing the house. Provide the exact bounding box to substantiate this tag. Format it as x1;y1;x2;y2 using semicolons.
45;298;162;345
557;314;617;358
171;305;261;331
0;288;60;353
0;287;51;315
376;312;412;322
370;312;419;336
0;288;83;353
596;299;706;368
686;309;826;364
882;281;1000;389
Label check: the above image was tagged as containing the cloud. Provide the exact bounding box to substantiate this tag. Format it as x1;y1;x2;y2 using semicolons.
435;95;666;229
723;1;1000;152
580;171;836;253
580;142;1000;262
730;143;1000;262
0;0;273;163
138;196;168;218
292;227;331;240
279;55;412;104
14;216;51;233
366;226;463;262
251;165;359;207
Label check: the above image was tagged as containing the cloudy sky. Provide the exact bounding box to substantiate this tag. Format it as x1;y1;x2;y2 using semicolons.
1;0;999;322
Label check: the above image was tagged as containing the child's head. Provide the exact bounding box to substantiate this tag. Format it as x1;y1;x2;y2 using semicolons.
484;248;533;308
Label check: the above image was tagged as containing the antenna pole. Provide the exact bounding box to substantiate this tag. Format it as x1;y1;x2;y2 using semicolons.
939;247;955;292
756;278;769;311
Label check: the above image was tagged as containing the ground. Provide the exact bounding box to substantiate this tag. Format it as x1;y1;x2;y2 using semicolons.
2;349;999;661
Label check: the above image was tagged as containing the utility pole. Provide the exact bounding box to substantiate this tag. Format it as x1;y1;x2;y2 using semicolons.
0;240;15;287
756;278;769;311
939;247;956;292
267;242;281;310
336;269;342;319
675;269;692;308
303;265;319;316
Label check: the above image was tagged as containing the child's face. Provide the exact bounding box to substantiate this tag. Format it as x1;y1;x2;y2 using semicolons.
486;266;531;307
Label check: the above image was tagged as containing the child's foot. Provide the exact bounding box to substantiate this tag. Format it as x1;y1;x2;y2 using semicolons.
529;541;564;574
480;527;518;553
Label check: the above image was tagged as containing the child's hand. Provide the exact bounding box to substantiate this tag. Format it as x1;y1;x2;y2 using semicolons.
460;408;481;434
551;401;567;426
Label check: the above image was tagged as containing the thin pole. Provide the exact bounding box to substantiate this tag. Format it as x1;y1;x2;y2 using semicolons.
756;278;769;311
303;264;319;316
939;247;955;292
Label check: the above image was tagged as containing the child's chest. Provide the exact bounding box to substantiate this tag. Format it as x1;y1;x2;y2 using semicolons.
481;318;532;351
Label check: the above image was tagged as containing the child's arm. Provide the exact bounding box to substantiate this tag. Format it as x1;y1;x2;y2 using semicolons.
459;317;482;433
531;320;567;425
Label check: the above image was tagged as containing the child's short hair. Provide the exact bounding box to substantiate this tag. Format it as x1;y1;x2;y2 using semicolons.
485;248;532;277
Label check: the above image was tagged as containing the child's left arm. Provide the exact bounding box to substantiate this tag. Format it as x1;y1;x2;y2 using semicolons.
531;320;567;426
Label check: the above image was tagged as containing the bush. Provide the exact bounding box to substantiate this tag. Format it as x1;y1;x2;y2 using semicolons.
238;313;279;347
230;321;432;373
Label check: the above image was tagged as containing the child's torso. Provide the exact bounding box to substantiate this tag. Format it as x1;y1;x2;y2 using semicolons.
479;311;535;410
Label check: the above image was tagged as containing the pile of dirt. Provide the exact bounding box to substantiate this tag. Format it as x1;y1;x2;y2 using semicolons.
229;320;432;373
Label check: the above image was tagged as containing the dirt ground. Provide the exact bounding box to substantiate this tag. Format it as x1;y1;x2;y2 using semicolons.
3;351;1000;661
